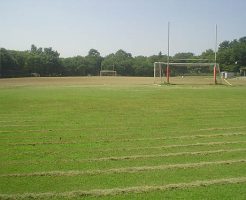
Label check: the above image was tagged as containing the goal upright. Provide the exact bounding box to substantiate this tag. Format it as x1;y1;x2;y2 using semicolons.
154;23;220;85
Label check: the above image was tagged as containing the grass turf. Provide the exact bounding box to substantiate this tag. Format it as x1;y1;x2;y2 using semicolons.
0;77;246;199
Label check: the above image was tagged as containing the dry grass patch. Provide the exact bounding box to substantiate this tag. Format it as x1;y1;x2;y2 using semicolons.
0;177;246;199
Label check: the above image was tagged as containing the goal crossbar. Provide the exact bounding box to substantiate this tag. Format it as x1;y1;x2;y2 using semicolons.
154;62;216;66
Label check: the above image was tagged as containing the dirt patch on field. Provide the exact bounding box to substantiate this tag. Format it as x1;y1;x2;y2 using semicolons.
0;77;154;87
0;76;245;88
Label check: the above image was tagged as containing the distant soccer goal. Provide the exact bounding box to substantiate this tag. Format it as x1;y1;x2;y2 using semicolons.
100;70;117;76
154;61;221;85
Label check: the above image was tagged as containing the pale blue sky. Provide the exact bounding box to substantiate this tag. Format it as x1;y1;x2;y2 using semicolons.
0;0;245;57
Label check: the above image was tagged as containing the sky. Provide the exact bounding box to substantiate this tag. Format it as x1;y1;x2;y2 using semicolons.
0;0;246;57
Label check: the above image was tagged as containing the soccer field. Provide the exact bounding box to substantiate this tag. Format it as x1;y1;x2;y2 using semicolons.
0;77;246;199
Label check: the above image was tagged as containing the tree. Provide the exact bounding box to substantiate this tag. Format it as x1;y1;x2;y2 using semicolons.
173;52;194;60
218;36;246;72
88;49;100;57
101;53;115;71
62;56;86;76
114;50;134;76
0;48;18;77
219;41;230;50
25;53;44;74
1;36;245;77
31;44;37;53
132;56;152;76
200;49;214;62
42;47;61;75
101;50;134;76
85;49;102;75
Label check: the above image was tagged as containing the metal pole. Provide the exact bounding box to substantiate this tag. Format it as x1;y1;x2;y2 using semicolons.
215;24;217;65
167;22;170;83
214;24;218;84
168;22;170;64
100;64;102;76
154;63;156;83
214;65;217;84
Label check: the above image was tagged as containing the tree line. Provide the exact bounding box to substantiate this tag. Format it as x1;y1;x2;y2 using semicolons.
0;36;245;78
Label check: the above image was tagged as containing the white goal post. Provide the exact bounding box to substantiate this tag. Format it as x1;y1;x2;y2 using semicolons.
100;70;117;76
154;62;220;85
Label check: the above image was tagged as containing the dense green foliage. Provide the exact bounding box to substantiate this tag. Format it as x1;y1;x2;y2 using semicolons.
0;36;245;77
0;81;246;199
217;37;246;72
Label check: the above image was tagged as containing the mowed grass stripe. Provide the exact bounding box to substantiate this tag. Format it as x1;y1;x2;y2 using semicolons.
1;159;245;178
2;148;245;166
87;148;246;162
6;139;246;148
199;126;246;131
0;177;246;199
8;141;77;146
2;142;245;162
0;125;38;127
1;125;246;134
2;150;245;172
108;132;246;143
3;132;246;145
99;141;246;152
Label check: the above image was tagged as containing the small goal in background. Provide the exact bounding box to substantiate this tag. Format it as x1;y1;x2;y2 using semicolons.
100;70;117;76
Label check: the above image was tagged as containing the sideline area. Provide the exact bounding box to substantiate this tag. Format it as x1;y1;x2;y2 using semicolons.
0;76;245;88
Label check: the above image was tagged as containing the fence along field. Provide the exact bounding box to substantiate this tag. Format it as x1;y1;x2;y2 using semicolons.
0;77;246;199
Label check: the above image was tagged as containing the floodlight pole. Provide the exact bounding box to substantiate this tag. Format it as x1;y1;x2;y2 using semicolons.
167;22;170;83
214;24;218;84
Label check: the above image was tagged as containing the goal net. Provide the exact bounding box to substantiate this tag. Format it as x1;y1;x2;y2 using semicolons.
100;70;117;76
154;62;221;85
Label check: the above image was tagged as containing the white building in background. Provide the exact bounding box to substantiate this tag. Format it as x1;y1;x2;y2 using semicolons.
240;67;246;76
221;71;234;79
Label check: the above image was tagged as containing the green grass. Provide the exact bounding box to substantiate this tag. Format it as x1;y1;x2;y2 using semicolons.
0;78;246;199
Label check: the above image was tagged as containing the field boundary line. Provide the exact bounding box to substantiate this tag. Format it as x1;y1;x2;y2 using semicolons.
0;177;246;199
1;159;245;178
223;78;233;86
